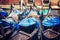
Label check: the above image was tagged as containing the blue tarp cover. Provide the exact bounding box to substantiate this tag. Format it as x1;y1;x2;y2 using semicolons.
25;9;30;15
39;9;48;15
0;18;20;30
0;10;8;17
42;17;60;27
19;18;39;28
6;18;20;30
0;20;10;27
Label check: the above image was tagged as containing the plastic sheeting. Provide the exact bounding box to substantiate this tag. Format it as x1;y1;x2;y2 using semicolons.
25;9;30;15
39;9;48;15
0;9;8;18
0;19;10;27
0;18;20;30
42;16;60;27
6;18;20;30
19;18;39;28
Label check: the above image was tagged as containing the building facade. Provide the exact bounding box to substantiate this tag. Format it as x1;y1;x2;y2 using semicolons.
0;0;59;6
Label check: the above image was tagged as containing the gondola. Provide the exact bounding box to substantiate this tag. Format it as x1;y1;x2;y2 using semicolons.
0;9;20;40
17;18;39;40
42;10;60;40
11;8;40;40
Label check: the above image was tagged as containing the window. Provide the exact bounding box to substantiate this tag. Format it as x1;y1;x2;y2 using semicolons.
28;0;33;3
43;0;49;4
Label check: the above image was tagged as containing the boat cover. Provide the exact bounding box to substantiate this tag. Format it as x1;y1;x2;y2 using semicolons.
25;9;30;15
39;9;48;15
42;16;60;27
0;18;20;30
19;18;39;28
0;9;8;18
